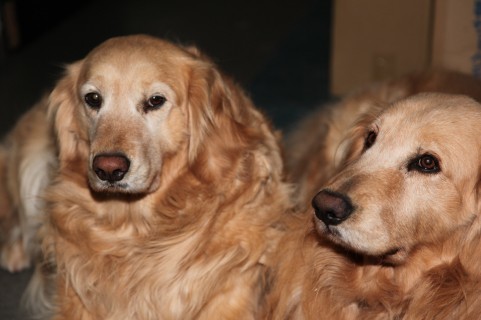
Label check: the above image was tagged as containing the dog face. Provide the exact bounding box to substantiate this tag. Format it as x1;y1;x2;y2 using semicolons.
312;93;481;264
80;39;187;193
49;35;245;194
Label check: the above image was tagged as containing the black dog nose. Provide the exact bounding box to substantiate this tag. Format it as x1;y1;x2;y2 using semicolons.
312;189;354;226
93;153;130;182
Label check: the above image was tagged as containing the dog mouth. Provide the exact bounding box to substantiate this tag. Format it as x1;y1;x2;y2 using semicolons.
92;180;129;191
379;247;407;265
382;248;400;256
317;222;408;265
88;153;149;194
88;168;160;195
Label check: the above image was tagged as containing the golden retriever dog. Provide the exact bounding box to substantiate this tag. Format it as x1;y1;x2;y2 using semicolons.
286;70;481;206
22;34;293;319
266;93;481;319
0;97;55;272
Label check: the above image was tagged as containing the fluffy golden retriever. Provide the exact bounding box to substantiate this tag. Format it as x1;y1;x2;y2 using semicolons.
267;93;481;319
21;34;293;319
286;70;481;206
0;97;55;272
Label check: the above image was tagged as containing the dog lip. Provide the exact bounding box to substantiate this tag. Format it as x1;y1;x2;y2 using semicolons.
382;248;400;257
379;247;408;265
315;219;341;237
91;180;130;192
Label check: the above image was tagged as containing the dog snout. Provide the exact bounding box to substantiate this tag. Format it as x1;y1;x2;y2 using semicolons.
92;153;130;182
312;190;354;225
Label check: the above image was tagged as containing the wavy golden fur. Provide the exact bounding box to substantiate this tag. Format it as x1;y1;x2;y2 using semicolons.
22;34;293;319
267;90;481;318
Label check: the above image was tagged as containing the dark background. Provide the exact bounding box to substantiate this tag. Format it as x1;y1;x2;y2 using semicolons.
0;0;331;135
0;0;331;318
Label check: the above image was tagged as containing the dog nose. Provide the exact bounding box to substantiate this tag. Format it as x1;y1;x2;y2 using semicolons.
312;190;353;225
92;153;130;182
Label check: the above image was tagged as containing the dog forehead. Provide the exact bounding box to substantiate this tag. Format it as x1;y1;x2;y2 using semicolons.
80;36;191;87
82;59;164;84
86;35;188;62
379;94;481;137
369;93;481;167
82;55;180;82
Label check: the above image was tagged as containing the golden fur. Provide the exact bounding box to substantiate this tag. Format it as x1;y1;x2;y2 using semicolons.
286;70;481;206
0;97;55;272
21;34;293;319
267;93;481;319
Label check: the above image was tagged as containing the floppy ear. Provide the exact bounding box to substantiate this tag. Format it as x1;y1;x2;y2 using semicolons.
183;45;217;65
184;62;216;165
48;61;89;171
185;59;274;182
183;45;203;59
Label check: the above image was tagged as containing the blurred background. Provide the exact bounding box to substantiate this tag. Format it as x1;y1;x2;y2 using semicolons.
0;0;479;318
0;0;331;137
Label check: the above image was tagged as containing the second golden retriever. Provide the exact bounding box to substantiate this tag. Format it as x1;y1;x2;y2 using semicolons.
20;34;293;319
267;93;481;319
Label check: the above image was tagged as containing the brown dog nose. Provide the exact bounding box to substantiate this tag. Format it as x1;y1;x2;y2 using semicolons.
92;153;130;182
312;190;354;225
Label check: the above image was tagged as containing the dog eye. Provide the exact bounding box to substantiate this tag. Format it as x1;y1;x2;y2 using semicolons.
144;95;166;111
408;154;440;174
364;130;377;149
84;92;102;109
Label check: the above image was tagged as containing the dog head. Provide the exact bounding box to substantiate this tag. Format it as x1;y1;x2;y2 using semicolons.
48;35;277;195
312;93;481;264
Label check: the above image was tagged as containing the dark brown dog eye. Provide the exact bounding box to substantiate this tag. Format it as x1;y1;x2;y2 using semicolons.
408;154;440;174
145;95;166;111
85;92;102;109
364;131;377;149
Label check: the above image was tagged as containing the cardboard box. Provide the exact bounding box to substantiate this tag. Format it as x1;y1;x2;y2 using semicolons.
330;0;481;96
330;0;432;96
432;0;479;77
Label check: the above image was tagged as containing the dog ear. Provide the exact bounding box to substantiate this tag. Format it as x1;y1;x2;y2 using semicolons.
183;45;202;58
185;59;277;183
48;61;89;170
183;45;216;64
184;62;216;165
